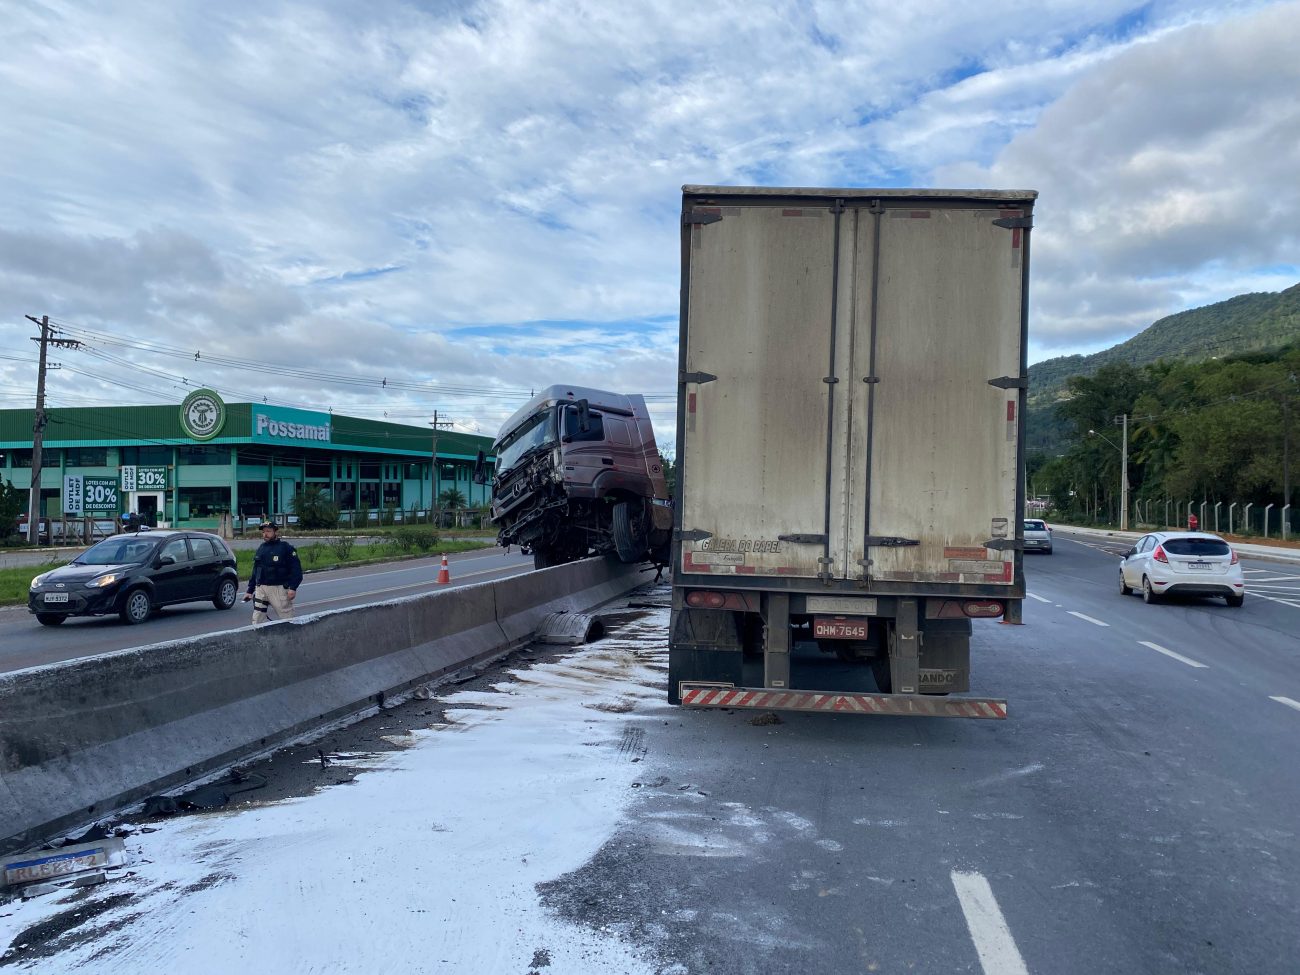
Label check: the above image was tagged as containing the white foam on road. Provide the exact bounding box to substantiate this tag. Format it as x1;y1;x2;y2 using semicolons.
0;611;672;974
951;870;1030;975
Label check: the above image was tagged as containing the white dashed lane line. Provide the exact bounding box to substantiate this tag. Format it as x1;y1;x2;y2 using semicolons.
1067;611;1109;627
951;871;1030;975
1138;640;1208;669
1270;696;1300;713
1025;593;1051;603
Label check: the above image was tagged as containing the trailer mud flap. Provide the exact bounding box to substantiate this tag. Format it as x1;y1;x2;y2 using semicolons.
678;683;1007;719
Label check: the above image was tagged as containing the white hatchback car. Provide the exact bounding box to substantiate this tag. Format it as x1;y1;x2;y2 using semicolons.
1118;531;1245;606
1023;518;1053;554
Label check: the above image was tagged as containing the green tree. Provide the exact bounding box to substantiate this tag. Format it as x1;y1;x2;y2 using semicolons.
438;487;466;510
0;479;25;540
291;484;340;530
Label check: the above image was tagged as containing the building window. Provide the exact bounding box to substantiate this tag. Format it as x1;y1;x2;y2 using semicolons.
179;487;231;519
122;445;172;466
64;447;109;466
178;446;231;466
306;458;331;478
9;450;32;468
359;461;381;480
404;462;423;479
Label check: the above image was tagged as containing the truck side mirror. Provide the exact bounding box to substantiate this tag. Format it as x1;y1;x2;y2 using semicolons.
576;399;591;433
472;450;487;485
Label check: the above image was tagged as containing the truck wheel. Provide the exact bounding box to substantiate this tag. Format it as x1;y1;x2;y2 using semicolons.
611;501;646;563
533;547;560;570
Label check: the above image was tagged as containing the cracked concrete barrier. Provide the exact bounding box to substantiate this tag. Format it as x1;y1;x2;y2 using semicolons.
0;556;644;854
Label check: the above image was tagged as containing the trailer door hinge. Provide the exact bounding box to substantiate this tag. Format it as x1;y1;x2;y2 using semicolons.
984;538;1024;551
680;370;717;385
988;375;1028;390
863;535;920;547
685;208;723;226
992;215;1033;230
778;533;828;544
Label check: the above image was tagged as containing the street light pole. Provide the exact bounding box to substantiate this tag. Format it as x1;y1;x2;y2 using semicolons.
1088;424;1129;530
1119;413;1129;531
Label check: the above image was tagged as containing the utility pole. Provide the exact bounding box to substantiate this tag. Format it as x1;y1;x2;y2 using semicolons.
1119;413;1129;531
24;316;81;545
429;410;453;513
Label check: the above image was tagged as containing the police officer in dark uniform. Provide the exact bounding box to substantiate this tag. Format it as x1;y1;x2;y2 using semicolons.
242;521;303;623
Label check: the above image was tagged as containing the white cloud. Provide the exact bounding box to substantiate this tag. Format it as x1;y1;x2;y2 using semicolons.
1;0;1296;443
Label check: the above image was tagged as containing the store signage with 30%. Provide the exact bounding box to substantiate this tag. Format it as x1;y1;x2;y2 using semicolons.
63;476;121;516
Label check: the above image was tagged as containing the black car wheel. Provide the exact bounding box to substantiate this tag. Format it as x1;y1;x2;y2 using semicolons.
35;613;66;626
1225;592;1245;608
1119;570;1132;596
1142;577;1159;604
214;578;238;610
120;588;152;625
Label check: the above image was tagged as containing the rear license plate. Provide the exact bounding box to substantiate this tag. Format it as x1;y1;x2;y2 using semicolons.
1187;561;1211;571
42;593;69;604
813;617;869;640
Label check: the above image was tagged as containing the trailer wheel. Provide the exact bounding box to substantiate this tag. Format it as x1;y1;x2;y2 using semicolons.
611;501;646;563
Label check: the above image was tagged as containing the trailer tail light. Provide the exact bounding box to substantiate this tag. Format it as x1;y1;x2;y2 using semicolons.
1153;544;1168;563
962;601;1004;618
684;590;756;611
1230;548;1239;565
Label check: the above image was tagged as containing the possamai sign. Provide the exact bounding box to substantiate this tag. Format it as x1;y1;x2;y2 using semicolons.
180;388;226;441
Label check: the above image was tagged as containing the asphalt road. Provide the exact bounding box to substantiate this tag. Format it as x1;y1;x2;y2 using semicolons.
7;533;1299;973
0;548;534;674
537;530;1300;974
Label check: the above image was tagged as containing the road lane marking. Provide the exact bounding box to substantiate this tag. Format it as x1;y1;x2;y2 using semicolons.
1245;575;1300;583
951;870;1029;975
1251;593;1300;608
1270;696;1300;713
1067;611;1109;627
1138;641;1208;669
1025;593;1051;603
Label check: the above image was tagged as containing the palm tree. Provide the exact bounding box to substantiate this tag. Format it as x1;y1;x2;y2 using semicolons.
438;487;466;527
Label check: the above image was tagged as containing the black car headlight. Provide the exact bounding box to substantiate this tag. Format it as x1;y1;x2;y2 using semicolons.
86;573;121;589
30;574;46;590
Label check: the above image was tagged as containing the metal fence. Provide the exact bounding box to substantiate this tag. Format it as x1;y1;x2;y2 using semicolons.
1131;499;1298;540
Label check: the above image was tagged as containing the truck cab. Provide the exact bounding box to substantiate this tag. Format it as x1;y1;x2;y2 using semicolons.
487;385;672;569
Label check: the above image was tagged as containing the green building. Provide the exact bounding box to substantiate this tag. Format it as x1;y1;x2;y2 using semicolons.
0;390;496;530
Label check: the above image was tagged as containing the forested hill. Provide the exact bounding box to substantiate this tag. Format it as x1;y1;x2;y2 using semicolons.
1029;282;1300;407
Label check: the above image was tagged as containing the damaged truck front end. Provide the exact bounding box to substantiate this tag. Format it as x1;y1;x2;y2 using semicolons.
484;386;672;570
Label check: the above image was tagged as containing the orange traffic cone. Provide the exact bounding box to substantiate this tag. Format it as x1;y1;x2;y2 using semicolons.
436;554;451;585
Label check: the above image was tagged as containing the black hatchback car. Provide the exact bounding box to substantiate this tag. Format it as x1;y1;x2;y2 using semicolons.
28;529;240;626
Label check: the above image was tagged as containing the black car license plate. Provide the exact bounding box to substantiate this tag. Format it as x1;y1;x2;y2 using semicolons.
43;592;69;604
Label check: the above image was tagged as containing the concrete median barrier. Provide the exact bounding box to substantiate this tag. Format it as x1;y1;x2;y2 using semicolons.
0;557;645;855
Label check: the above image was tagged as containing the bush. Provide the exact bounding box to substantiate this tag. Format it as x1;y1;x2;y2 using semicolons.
381;503;398;527
413;530;439;552
393;527;421;553
303;544;322;566
331;535;354;561
291;485;339;530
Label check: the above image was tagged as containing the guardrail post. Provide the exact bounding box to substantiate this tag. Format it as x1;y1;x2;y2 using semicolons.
1264;503;1274;539
1229;502;1237;535
1244;503;1253;534
1164;498;1171;528
1284;505;1292;541
1199;500;1207;531
1214;501;1222;533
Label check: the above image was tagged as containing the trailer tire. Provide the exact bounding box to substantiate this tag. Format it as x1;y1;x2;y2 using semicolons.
611;501;645;564
533;547;562;570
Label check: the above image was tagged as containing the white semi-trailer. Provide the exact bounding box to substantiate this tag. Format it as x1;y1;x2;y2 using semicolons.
669;186;1036;719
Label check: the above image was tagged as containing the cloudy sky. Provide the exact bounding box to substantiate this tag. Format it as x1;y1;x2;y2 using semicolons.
2;0;1297;448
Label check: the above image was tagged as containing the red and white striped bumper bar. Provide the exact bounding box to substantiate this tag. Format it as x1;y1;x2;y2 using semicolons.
679;683;1007;719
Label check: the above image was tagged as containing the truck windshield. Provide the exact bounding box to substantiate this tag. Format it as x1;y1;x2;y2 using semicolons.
495;410;555;474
